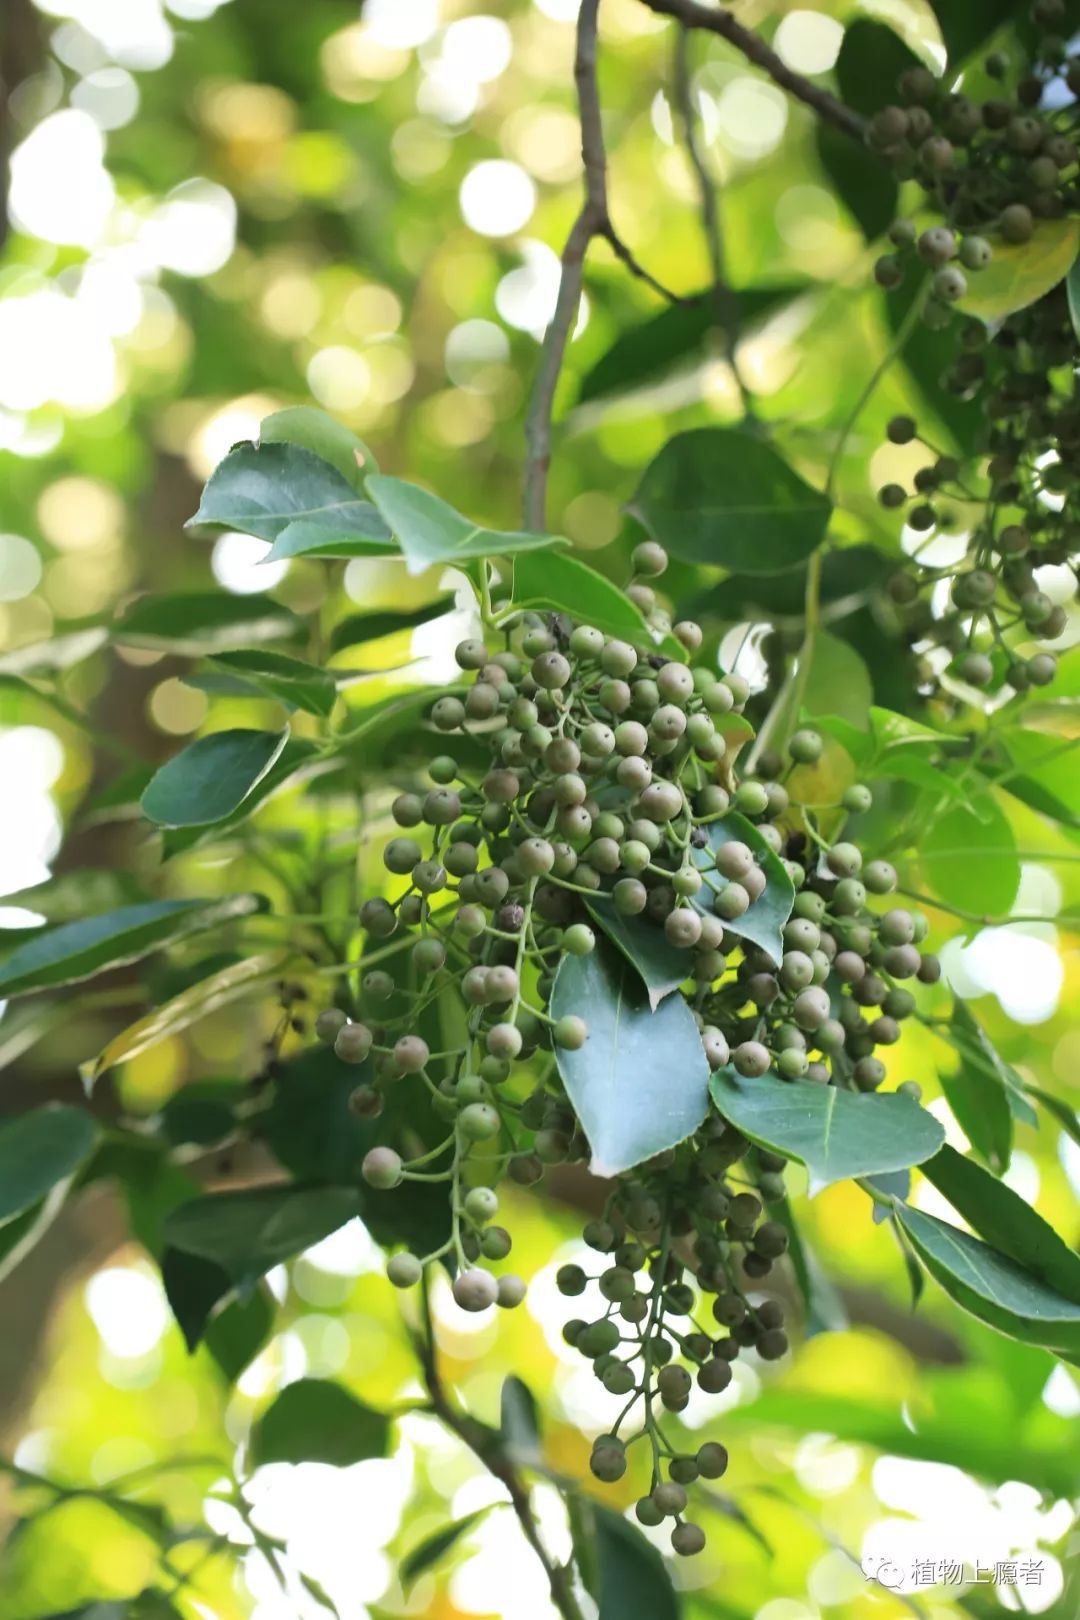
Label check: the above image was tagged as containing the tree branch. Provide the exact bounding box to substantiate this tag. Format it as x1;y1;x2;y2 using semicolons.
638;0;866;144
671;24;754;420
415;1279;587;1620
523;0;686;531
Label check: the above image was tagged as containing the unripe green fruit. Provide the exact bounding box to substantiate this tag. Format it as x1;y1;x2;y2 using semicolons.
665;907;702;948
360;898;397;937
384;836;422;874
569;623;605;656
532;649;570;690
601;1361;635;1395
362;1147;403;1190
715;882;750;920
733;1040;770;1078
590;1444;627;1482
335;1022;374;1064
827;841;862;878
696;1441;729;1479
453;1269;498;1312
734;781;769;816
387;1253;422;1288
518;837;555;875
632;539;668;576
394;1035;429;1073
777;1047;808;1080
432;696;465;730
487;1022;523;1059
424;787;460;824
600;639;637;677
793;987;831;1031
557;1263;587;1296
480;1225;512;1260
651;1481;687;1517
843;783;873;813
599;678;631;713
554;1015;588;1050
459;1103;501;1142
580;1318;620;1356
362;969;394;1000
412;860;446;895
316;1007;347;1045
497;1275;527;1309
581;721;615;757
789;728;823;764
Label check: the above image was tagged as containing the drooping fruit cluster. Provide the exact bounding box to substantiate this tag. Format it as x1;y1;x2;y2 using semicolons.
867;17;1078;695
304;545;938;1552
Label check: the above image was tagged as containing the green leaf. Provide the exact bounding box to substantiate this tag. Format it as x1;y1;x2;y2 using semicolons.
115;592;302;655
772;1192;848;1333
161;738;329;857
920;1145;1080;1305
948;1000;1037;1127
251;1377;390;1467
141;727;290;827
708;1069;945;1193
921;792;1019;917
1026;1084;1080;1148
927;0;1016;66
594;1506;679;1620
887;272;984;457
550;940;710;1176
1068;254;1080;344
894;1203;1080;1358
259;404;377;485
0;626;109;676
986;728;1080;829
958;219;1080;323
499;1375;541;1465
165;1184;360;1287
0;896;263;997
508;550;674;650
817;123;897;241
800;631;873;730
401;1511;489;1593
628;428;831;576
188;440;392;562
329;599;452;654
204;1286;275;1383
577;283;803;404
366;474;566;577
187;650;338;718
691;812;796;966
81;953;286;1089
583;897;688;1010
0;1106;98;1225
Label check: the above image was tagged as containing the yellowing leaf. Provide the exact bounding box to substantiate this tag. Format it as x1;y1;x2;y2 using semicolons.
958;218;1080;323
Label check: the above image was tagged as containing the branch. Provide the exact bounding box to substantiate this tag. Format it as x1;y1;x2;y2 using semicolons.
523;0;685;530
670;25;754;420
415;1280;587;1620
638;0;866;144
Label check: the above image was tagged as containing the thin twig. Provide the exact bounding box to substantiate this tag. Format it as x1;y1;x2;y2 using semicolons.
637;0;866;143
415;1278;587;1620
670;24;754;419
523;0;686;530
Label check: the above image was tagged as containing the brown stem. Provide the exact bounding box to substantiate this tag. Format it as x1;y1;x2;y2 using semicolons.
523;0;686;531
638;0;866;143
415;1280;587;1620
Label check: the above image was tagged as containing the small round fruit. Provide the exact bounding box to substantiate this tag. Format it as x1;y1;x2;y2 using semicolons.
335;1022;374;1064
362;1147;403;1190
453;1269;498;1312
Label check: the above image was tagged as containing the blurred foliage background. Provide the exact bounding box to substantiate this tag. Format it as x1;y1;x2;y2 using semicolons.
0;0;1079;1616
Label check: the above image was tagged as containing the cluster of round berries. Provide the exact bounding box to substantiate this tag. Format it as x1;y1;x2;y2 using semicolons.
866;21;1079;694
872;1;1078;319
302;546;936;1545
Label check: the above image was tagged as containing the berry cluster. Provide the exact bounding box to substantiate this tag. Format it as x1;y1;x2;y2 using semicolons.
303;546;937;1549
866;14;1079;695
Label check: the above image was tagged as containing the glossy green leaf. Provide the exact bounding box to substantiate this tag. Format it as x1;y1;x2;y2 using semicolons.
402;1511;490;1593
939;998;1035;1168
584;897;688;1010
920;1145;1080;1304
691;812;796;966
1068;254;1080;344
550;940;710;1177
628;428;831;575
895;1203;1080;1357
817;123;897;242
188;440;392;563
958;219;1080;323
141;727;290;827
329;598;452;654
987;728;1080;829
258;404;377;485
114;591;302;655
577;283;803;404
164;1185;361;1287
367;474;566;577
594;1506;679;1620
251;1377;390;1467
921;791;1019;917
773;1192;848;1333
508;550;673;650
81;953;286;1089
161;738;329;858
0;1106;99;1225
709;1069;945;1193
0;895;263;997
800;631;873;730
187;649;338;717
